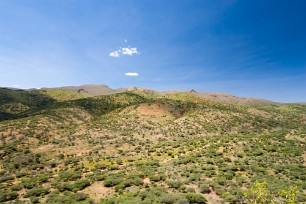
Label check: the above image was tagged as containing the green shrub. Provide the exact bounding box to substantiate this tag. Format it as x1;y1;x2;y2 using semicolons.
24;187;49;197
46;192;91;204
186;187;196;193
199;184;210;194
73;192;89;201
253;148;264;156
21;177;37;189
166;181;183;189
159;194;178;203
58;171;81;181
11;184;23;191
0;170;6;176
72;179;90;191
0;190;18;202
30;196;40;203
16;172;27;178
56;179;90;192
94;164;107;170
104;177;122;187
224;195;238;203
185;193;207;203
177;198;189;204
0;175;14;183
132;177;143;186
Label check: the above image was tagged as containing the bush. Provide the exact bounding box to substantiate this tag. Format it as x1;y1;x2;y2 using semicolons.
104;177;122;187
114;183;126;192
216;176;226;186
30;196;40;203
94;163;107;170
186;187;196;193
166;181;183;189
16;172;27;178
159;194;178;204
56;179;90;192
38;173;49;183
73;192;89;201
132;177;143;186
0;175;14;183
199;184;211;194
185;193;207;203
253;148;264;156
224;195;238;204
58;171;81;181
46;192;91;204
11;184;23;191
108;164;119;170
72;179;90;192
21;177;37;189
24;187;49;198
0;191;18;202
177;198;189;204
0;170;6;176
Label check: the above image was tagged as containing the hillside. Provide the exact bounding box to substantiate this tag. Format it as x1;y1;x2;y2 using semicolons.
0;86;305;203
40;85;282;106
45;84;124;97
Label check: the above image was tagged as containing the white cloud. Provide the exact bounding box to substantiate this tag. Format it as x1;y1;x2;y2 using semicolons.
109;50;120;57
121;47;139;56
109;47;139;57
125;72;139;77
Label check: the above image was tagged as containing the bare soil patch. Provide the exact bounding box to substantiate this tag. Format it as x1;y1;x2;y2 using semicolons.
82;181;114;202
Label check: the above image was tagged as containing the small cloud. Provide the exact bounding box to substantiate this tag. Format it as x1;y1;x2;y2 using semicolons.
125;72;139;77
124;39;128;43
109;51;120;57
109;47;139;57
11;85;21;88
122;47;139;56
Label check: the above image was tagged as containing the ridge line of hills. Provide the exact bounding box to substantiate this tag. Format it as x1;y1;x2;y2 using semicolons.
3;84;303;105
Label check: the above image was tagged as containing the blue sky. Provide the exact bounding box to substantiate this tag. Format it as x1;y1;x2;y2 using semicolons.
0;0;305;102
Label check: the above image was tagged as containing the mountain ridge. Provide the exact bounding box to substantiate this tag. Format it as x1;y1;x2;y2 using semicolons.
1;84;300;105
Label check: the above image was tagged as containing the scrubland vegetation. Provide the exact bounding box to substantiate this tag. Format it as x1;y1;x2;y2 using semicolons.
0;88;305;203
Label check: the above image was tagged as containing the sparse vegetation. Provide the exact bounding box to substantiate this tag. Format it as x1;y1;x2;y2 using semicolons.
0;88;305;203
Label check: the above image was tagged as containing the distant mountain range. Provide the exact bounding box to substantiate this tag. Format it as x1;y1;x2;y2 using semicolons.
11;84;295;105
2;84;305;106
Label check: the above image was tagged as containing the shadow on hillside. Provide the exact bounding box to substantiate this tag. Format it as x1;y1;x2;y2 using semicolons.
0;88;57;121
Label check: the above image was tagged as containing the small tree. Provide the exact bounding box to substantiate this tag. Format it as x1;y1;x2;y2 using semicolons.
244;180;299;204
244;181;273;203
278;186;298;204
